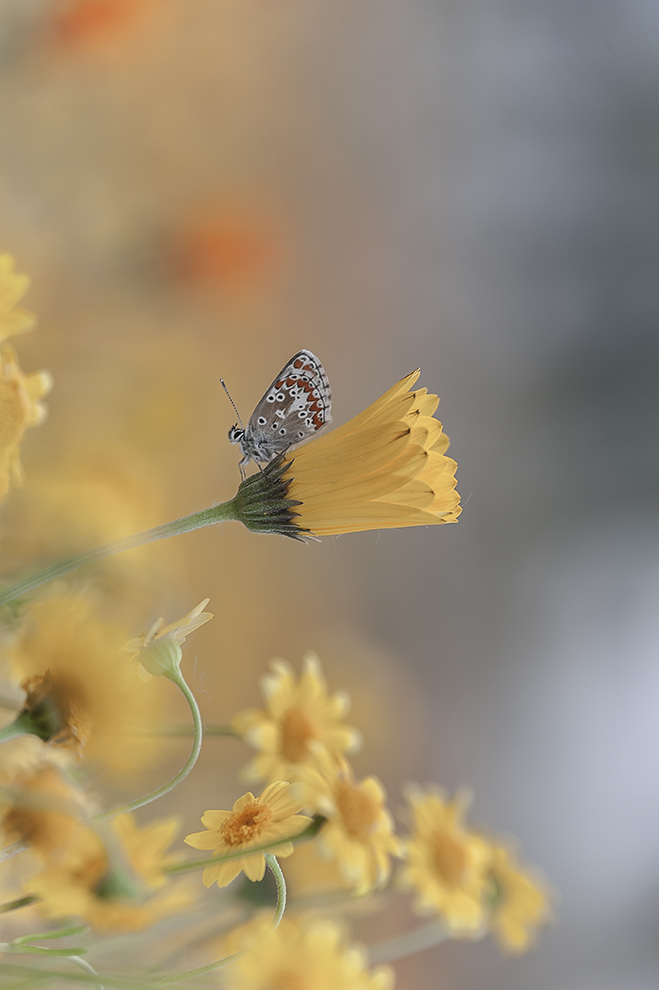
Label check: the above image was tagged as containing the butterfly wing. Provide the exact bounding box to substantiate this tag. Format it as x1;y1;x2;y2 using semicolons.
243;349;332;463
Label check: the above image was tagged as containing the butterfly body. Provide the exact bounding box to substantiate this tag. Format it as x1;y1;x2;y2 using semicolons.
229;349;332;478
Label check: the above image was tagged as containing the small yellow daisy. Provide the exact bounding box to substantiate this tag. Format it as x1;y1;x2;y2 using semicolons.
487;841;553;954
399;786;491;936
222;914;395;990
232;653;361;784
184;781;311;888
302;749;401;896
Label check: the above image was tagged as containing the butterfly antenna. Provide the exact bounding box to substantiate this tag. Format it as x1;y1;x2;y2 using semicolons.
220;379;243;429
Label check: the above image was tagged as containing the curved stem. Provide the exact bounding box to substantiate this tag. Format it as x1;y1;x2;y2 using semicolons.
94;669;203;821
166;815;325;875
155;855;288;986
265;854;286;932
0;501;238;608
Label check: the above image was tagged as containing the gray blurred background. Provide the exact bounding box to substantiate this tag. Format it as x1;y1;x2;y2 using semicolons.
1;1;659;987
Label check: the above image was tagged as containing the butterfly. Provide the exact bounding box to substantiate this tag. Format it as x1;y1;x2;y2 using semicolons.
226;349;332;479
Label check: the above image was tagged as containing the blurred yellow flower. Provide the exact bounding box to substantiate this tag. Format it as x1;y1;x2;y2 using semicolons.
0;762;89;860
184;781;311;889
10;590;167;774
232;654;361;784
282;370;460;536
24;813;191;931
0;343;52;500
0;254;36;341
303;750;401;896
222;914;395;990
125;598;213;680
399;786;491;936
487;841;553;954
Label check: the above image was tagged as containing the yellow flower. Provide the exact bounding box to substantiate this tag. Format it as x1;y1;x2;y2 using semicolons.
10;590;168;774
302;750;401;896
282;370;460;536
184;781;311;888
0;343;52;499
232;654;361;784
0;253;37;341
24;813;192;931
399;786;491;936
487;842;553;954
125;598;213;680
222;914;395;990
0;762;90;860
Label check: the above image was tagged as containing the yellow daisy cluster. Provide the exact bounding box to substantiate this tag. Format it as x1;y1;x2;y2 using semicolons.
229;654;401;897
399;785;552;953
0;249;553;984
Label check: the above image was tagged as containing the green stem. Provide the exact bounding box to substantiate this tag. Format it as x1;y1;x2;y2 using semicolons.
154;856;287;985
265;854;286;932
94;669;203;821
0;502;238;608
0;894;37;913
166;816;325;875
0;712;32;743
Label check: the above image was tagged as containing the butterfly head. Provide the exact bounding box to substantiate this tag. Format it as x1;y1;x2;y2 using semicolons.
228;425;244;445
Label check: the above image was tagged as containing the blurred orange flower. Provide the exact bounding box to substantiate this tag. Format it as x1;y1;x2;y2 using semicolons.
49;0;150;47
167;208;283;292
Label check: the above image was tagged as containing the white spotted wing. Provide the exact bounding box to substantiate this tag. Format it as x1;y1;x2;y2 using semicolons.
228;349;332;477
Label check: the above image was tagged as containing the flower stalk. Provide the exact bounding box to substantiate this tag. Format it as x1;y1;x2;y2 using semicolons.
94;668;204;821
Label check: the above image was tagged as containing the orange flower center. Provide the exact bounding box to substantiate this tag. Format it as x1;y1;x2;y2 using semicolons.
220;802;273;846
280;707;317;763
430;829;468;887
335;780;380;842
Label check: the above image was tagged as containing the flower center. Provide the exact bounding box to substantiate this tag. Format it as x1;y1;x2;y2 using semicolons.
220;802;273;846
21;671;91;753
280;707;317;763
430;829;468;887
335;780;380;841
